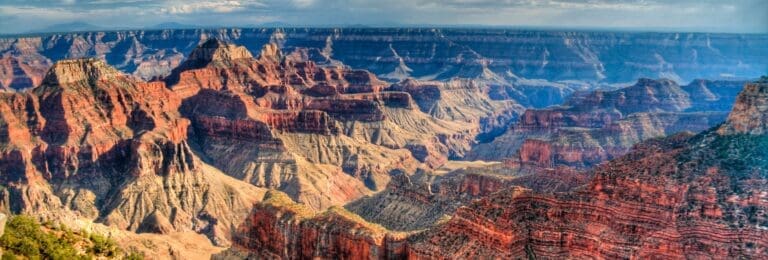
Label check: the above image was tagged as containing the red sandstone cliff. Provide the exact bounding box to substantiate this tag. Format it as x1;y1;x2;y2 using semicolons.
216;191;409;259
407;81;768;259
167;39;489;210
0;58;266;246
2;37;761;259
225;80;768;259
469;78;742;168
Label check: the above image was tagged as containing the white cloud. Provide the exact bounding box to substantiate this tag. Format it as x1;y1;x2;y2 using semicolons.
0;0;764;34
291;0;315;8
159;1;243;14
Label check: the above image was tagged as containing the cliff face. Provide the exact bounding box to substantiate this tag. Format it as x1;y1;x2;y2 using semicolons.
167;39;504;210
1;28;765;93
0;58;267;246
391;78;523;141
2;33;765;259
718;80;768;135
345;162;589;232
217;191;408;259
0;40;523;250
407;82;768;259
225;80;768;259
468;78;745;167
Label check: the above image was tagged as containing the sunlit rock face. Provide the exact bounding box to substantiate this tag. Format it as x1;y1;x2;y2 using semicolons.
718;79;768;135
219;80;768;260
0;57;268;246
1;28;765;91
0;29;766;259
407;81;768;259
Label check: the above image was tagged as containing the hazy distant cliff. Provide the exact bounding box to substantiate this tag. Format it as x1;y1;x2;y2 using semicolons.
1;28;766;90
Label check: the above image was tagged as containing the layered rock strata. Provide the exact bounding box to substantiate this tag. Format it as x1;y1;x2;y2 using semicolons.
407;81;768;258
166;39;499;210
227;80;768;259
2;28;765;90
469;78;745;168
0;58;267;245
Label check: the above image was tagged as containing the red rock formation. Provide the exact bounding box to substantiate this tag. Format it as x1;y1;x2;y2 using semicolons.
167;39;486;210
343;161;590;233
0;55;48;90
407;81;768;258
718;80;768;135
223;191;408;259
226;81;767;259
0;58;266;246
518;139;553;167
469;78;742;168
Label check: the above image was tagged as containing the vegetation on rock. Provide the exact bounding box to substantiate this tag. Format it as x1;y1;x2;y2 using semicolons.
0;215;142;260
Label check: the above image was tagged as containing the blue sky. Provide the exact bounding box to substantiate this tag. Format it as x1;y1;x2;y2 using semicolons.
0;0;766;34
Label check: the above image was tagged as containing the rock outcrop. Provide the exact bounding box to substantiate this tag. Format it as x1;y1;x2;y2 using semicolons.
226;80;768;259
407;80;768;258
346;162;589;232
166;39;492;210
469;78;745;168
217;191;409;259
391;78;523;140
0;57;266;246
718;78;768;135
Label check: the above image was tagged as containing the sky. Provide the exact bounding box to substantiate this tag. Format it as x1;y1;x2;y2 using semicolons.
0;0;766;34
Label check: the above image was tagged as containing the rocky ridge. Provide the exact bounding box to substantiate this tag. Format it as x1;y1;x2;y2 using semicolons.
225;79;768;259
2;28;764;102
0;39;528;254
718;77;768;135
165;39;513;210
1;36;765;259
0;57;268;246
468;78;745;168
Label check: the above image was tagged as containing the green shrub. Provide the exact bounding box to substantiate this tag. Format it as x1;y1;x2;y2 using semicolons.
1;215;142;259
0;215;86;259
125;250;145;260
88;233;121;257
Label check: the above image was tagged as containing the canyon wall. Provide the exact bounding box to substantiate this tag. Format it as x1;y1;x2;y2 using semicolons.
409;83;768;257
1;36;765;259
0;58;268;246
227;80;768;259
468;78;746;167
2;28;765;93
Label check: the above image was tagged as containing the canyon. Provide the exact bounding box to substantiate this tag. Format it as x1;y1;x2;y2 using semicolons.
468;78;746;168
0;30;765;259
0;39;526;256
223;79;768;259
2;28;765;95
407;80;768;258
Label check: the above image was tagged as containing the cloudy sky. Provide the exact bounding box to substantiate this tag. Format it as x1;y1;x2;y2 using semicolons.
0;0;766;34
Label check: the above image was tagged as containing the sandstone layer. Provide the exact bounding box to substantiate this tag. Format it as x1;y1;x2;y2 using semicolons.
1;36;765;259
226;80;768;259
165;39;508;210
469;78;745;168
0;58;267;246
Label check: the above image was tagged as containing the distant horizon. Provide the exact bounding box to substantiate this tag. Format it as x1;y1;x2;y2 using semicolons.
3;22;768;37
1;0;766;35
